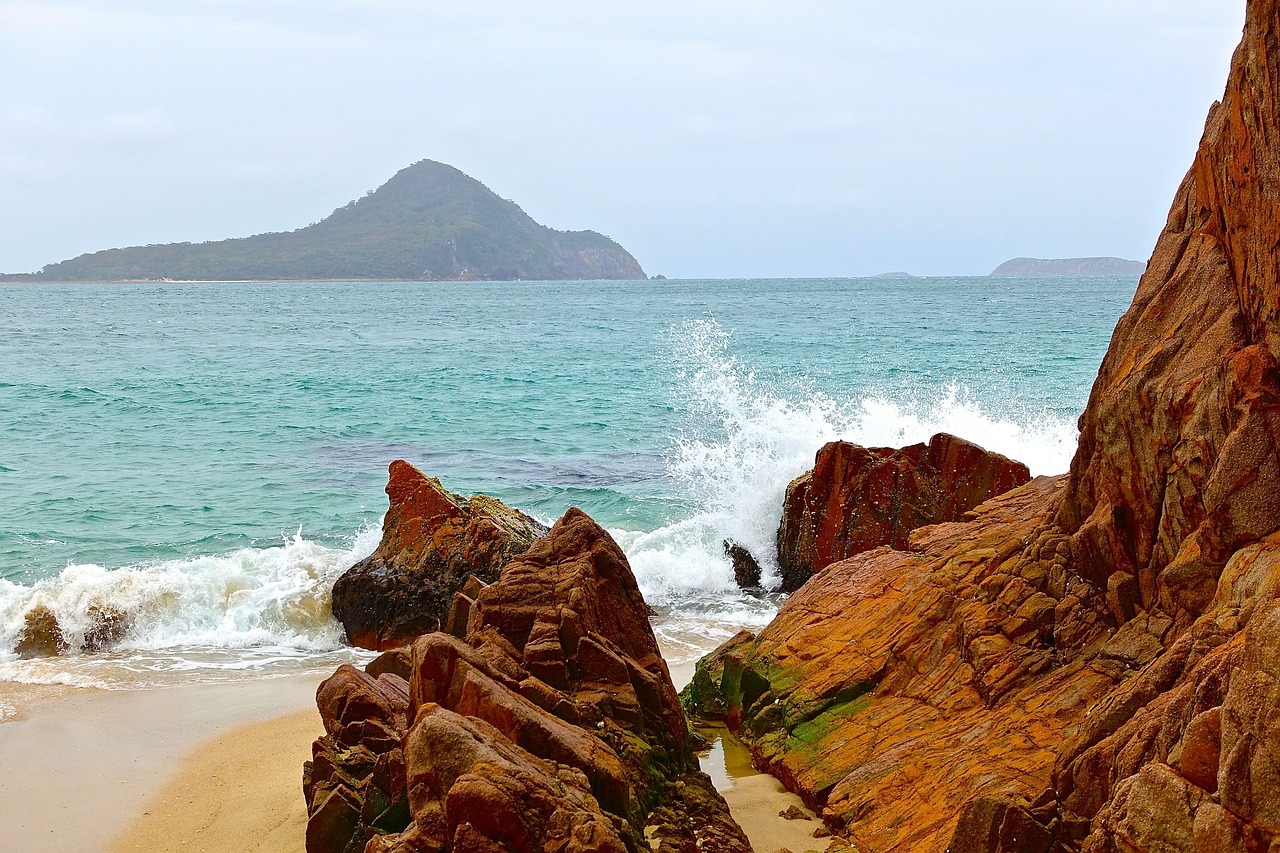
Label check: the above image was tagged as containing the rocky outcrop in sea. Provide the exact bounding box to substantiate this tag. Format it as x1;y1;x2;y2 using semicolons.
330;460;547;651
307;474;749;853
775;432;1030;592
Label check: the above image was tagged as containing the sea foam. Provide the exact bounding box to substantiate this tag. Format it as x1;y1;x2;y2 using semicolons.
0;524;381;679
619;318;1078;612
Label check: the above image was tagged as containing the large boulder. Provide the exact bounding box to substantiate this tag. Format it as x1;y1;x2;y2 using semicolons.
307;505;750;853
685;3;1280;850
687;477;1117;849
331;460;547;650
776;432;1030;591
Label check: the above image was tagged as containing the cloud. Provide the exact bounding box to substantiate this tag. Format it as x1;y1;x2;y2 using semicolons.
0;0;1248;276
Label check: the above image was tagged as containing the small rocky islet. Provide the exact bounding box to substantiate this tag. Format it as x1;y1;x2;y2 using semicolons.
305;1;1280;850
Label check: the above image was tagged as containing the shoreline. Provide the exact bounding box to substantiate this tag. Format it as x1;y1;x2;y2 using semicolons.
0;675;319;853
0;642;822;853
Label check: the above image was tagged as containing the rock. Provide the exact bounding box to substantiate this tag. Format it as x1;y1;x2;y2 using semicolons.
949;795;1055;853
1057;0;1280;634
724;539;763;589
776;432;1030;591
11;602;131;658
781;805;811;820
679;629;755;722
330;461;547;650
14;605;66;658
81;604;130;653
303;661;412;853
694;477;1117;849
686;3;1280;850
307;506;750;853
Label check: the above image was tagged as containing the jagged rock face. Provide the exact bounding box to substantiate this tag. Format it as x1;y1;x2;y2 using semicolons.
13;603;131;658
303;660;412;853
1058;0;1280;635
330;460;547;651
307;506;750;853
776;433;1030;592
684;4;1280;851
688;478;1122;850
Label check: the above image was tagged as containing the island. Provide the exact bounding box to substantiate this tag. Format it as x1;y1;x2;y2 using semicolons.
989;256;1146;277
1;160;646;282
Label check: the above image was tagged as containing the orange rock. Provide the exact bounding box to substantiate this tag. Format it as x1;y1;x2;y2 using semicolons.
776;433;1030;591
14;605;66;659
687;3;1280;851
310;504;750;853
690;478;1118;849
330;460;546;650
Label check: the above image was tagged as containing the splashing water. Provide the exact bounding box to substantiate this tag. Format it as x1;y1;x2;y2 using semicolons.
0;525;381;685
620;318;1079;631
0;275;1110;686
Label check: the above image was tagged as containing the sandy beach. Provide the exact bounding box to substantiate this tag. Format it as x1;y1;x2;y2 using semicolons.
0;676;319;853
0;651;824;853
110;708;317;853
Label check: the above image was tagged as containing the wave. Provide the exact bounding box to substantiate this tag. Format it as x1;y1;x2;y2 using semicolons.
0;316;1081;684
619;318;1078;598
0;525;381;674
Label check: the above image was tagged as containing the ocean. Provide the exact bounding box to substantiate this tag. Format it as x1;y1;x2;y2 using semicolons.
0;277;1133;691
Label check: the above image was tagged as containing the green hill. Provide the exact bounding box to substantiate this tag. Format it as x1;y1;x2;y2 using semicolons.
4;160;646;282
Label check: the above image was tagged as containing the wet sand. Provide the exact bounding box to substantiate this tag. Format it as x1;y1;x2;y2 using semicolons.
1;643;819;853
699;723;829;853
110;708;317;853
0;676;318;853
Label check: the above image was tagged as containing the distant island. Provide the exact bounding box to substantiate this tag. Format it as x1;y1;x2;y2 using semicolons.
1;160;646;282
989;256;1146;277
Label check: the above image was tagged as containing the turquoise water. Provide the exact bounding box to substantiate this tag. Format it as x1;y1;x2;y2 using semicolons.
0;277;1133;683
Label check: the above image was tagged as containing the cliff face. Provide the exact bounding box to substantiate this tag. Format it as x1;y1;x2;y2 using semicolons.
1059;3;1280;637
686;3;1280;850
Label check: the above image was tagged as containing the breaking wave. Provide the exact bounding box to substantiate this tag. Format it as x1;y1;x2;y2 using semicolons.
622;318;1078;619
0;525;381;683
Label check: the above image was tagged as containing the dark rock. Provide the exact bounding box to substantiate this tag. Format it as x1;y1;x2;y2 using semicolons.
330;460;546;650
724;539;763;589
81;604;130;653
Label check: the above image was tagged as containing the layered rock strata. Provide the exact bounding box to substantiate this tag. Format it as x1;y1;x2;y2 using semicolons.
686;3;1280;850
776;432;1030;592
331;460;547;651
307;507;749;853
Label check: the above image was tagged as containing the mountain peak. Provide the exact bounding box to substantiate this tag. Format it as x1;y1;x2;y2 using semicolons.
7;160;645;282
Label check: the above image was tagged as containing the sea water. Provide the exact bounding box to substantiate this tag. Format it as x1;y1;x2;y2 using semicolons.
0;277;1133;688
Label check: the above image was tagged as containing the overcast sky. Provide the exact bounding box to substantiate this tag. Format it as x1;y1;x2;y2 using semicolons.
0;1;1247;277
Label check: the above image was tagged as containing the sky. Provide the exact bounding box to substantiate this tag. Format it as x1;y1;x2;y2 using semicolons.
0;1;1248;278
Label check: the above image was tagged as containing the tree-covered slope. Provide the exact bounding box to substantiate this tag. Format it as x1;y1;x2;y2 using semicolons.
8;160;646;282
